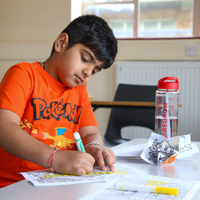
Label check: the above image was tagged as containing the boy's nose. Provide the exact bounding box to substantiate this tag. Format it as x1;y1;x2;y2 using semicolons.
82;65;93;77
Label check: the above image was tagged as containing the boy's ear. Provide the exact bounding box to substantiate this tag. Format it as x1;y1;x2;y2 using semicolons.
54;33;69;52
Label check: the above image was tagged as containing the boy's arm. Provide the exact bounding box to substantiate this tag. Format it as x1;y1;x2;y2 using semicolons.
79;126;116;171
0;109;95;175
0;109;53;166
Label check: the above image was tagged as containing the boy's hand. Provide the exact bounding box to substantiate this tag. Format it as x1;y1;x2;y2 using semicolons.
85;145;116;172
52;150;95;175
78;126;116;171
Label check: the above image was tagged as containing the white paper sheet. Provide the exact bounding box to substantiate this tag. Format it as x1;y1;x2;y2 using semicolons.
20;164;141;187
113;143;147;157
80;172;200;200
177;143;199;159
113;133;199;165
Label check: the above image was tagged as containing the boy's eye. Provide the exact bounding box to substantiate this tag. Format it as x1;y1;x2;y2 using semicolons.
92;67;102;75
81;55;88;63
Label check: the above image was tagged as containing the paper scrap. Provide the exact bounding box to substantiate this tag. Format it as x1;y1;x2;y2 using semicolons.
113;133;199;165
141;133;199;165
141;140;178;165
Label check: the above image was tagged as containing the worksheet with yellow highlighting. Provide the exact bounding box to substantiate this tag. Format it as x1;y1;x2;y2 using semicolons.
80;173;200;200
20;164;140;186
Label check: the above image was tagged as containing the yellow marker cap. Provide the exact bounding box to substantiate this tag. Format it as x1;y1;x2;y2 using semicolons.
155;187;179;195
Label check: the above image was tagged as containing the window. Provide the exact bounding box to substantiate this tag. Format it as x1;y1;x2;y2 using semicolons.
80;0;200;38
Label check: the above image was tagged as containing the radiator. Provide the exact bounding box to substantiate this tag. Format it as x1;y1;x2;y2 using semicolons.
116;61;200;141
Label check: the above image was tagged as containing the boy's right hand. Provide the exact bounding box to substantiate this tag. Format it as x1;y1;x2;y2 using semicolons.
52;150;95;175
0;109;94;176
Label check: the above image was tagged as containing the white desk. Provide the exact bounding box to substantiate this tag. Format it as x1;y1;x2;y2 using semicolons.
0;138;200;200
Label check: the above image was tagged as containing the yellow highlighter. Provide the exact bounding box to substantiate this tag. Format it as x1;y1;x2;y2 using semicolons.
114;182;179;196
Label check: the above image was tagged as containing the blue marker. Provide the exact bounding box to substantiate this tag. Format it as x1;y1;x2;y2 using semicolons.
73;132;85;152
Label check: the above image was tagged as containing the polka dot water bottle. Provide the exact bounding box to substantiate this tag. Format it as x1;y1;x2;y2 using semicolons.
155;77;179;138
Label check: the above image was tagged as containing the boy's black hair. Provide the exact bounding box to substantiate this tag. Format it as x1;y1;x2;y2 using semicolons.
51;15;118;69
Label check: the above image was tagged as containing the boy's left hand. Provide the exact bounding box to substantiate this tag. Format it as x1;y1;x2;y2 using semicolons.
85;144;116;171
79;126;116;171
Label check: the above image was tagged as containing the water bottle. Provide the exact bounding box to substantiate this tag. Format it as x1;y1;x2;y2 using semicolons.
155;77;179;138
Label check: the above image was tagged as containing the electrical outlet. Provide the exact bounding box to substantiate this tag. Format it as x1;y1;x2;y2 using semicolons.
186;44;198;56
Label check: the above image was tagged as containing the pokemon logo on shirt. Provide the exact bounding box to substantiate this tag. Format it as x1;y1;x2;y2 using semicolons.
31;98;82;124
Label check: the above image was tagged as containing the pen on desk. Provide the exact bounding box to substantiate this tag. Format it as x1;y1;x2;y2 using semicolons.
73;132;85;152
114;182;179;195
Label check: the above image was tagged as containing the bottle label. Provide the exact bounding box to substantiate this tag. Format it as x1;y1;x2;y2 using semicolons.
161;102;168;138
155;101;178;138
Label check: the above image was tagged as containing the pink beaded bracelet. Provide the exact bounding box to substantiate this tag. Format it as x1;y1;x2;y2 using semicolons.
47;147;59;172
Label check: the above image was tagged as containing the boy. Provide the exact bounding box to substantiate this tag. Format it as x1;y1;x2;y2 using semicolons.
0;15;117;188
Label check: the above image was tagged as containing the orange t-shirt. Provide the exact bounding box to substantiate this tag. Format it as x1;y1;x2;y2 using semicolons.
0;62;98;188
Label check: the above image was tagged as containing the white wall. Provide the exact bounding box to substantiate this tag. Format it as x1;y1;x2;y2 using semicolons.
0;0;200;137
0;0;71;78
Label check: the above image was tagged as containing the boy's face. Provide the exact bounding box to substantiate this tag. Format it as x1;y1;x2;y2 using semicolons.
53;35;104;88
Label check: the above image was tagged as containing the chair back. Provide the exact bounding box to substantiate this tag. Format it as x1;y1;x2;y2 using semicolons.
104;84;157;146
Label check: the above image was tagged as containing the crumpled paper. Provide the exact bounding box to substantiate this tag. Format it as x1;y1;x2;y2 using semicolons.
140;133;195;165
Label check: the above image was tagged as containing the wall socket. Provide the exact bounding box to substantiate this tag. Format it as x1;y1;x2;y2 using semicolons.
186;44;198;56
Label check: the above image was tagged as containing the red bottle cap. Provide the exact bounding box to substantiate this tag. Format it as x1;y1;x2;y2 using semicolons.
158;77;179;90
